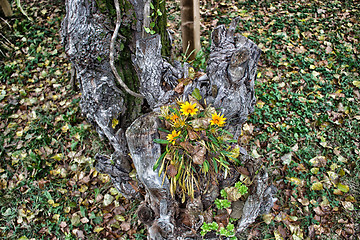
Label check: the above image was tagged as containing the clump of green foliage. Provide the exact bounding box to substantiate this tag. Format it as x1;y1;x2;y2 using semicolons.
153;93;242;201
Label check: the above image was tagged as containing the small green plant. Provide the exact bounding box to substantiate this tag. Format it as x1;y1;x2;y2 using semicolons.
235;182;248;195
214;198;231;210
220;188;228;198
219;223;236;239
200;221;237;239
200;221;219;236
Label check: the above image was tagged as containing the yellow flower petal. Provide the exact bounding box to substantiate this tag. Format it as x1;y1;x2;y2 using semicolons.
166;130;181;145
180;101;198;116
210;112;226;127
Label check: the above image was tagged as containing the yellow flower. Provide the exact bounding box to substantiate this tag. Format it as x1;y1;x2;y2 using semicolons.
170;114;179;122
210;112;226;127
180;101;198;116
167;130;181;145
174;119;186;128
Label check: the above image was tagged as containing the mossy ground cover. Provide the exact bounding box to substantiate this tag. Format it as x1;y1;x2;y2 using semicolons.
0;0;359;239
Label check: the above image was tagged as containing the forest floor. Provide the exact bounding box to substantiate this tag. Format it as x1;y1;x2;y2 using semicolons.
0;0;359;239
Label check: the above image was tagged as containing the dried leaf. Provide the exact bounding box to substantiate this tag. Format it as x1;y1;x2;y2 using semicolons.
112;118;119;129
120;221;131;231
94;226;104;233
327;171;339;186
288;224;304;240
225;186;242;201
287;177;304;186
188;130;199;140
309;156;327;167
180;141;195;153
310;167;319;174
313;206;325;216
192;145;206;165
174;82;184;94
166;164;177;177
262;213;273;224
311;182;323;191
281;152;292;165
71;213;81;226
353;80;360;88
103;194;114;206
337;183;349;193
341;201;354;211
298;198;310;206
190;117;210;129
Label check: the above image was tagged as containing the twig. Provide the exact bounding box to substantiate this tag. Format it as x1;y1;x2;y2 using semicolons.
16;0;33;22
0;17;11;28
110;0;143;98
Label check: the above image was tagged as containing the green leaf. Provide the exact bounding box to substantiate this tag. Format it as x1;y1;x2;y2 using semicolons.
71;141;78;150
157;9;163;16
94;188;99;198
150;22;155;28
203;160;209;173
158;127;170;133
192;88;202;100
153;151;166;171
212;158;218;173
80;206;86;217
220;189;227;198
150;2;154;9
153;139;169;144
221;129;234;137
209;222;219;230
144;27;151;33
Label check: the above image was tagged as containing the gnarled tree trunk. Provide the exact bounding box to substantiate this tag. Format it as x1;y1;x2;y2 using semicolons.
61;0;276;238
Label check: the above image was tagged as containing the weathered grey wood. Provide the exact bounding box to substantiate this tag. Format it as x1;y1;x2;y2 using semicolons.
133;35;182;109
184;18;259;139
61;1;276;238
126;113;177;239
61;0;137;198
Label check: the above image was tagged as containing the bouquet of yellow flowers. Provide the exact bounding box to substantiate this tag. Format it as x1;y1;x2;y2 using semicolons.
153;95;242;201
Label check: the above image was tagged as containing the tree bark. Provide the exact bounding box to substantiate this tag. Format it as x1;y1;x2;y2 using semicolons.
61;0;276;238
0;0;12;17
